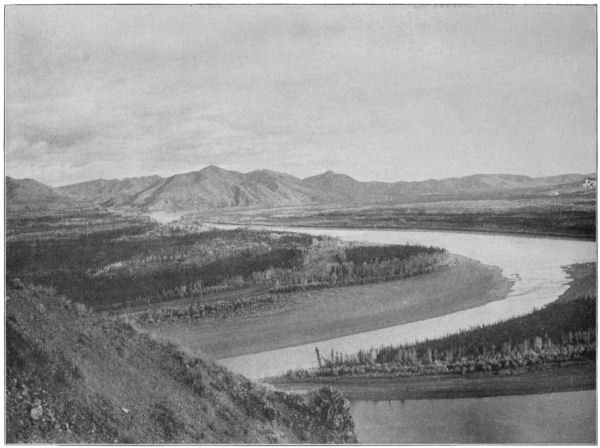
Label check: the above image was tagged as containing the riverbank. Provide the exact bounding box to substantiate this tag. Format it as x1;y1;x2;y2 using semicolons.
267;361;596;401
191;193;596;241
267;266;596;400
144;255;513;359
204;219;596;242
557;262;597;303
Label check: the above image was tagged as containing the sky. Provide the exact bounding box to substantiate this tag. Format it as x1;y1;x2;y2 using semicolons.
5;5;597;186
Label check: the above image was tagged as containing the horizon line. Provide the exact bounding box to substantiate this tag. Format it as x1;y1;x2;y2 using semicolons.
7;165;597;189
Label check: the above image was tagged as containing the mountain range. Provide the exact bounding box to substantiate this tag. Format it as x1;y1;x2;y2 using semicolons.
6;166;596;213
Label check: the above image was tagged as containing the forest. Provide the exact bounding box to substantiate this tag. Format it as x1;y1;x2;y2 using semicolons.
7;210;451;312
270;244;448;294
287;296;596;379
7;214;310;309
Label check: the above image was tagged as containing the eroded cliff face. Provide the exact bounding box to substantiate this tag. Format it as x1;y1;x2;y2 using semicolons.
6;283;357;444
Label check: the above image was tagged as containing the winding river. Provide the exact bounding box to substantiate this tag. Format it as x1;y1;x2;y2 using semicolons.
216;226;595;379
215;226;596;443
159;221;596;443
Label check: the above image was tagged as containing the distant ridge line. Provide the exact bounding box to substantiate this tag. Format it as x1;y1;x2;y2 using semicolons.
6;167;596;213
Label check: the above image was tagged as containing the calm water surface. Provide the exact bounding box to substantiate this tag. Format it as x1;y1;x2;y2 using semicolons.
351;390;597;444
217;226;595;379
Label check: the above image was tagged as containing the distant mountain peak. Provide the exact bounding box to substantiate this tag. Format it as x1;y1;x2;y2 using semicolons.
200;165;230;174
12;168;592;214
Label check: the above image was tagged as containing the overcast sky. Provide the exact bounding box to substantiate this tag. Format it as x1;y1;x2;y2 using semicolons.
5;5;597;186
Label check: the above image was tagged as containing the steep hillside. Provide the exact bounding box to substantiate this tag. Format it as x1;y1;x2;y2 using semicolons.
6;283;357;444
56;167;594;212
6;177;81;212
133;167;319;210
59;167;337;211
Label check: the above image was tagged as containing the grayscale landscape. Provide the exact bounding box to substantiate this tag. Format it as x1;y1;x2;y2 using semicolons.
5;4;597;444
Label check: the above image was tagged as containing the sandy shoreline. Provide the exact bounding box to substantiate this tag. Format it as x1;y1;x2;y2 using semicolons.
146;255;513;359
265;262;597;400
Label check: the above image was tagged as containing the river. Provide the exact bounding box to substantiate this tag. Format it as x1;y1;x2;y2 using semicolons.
351;390;596;443
216;226;595;378
150;219;597;443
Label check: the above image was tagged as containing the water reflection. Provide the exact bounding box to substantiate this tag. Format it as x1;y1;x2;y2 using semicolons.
351;390;597;444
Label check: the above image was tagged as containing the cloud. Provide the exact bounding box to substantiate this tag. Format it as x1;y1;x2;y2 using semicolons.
4;5;596;186
20;125;98;149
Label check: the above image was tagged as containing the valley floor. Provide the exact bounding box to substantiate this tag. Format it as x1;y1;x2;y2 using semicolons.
188;196;596;241
143;255;512;359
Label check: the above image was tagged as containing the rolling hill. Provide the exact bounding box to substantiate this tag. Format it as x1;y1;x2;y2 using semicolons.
6;168;595;213
6;177;82;212
58;167;595;212
58;167;339;211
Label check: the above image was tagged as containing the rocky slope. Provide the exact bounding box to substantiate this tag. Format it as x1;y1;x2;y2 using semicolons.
6;282;357;444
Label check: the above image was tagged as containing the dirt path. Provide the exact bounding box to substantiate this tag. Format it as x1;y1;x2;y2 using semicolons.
145;256;513;359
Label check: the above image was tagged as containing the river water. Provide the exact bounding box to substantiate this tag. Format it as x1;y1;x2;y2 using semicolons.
351;390;596;444
217;226;595;379
161;221;597;444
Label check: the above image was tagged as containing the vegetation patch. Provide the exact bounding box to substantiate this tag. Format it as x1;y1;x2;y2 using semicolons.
7;210;450;313
199;198;596;241
286;296;596;379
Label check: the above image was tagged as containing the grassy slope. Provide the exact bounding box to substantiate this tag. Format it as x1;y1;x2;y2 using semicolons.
145;256;512;359
6;284;357;444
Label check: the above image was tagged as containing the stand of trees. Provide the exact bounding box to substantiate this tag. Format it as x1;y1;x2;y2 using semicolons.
8;211;453;313
271;245;449;294
133;294;283;323
287;296;596;379
7;215;313;308
25;247;304;309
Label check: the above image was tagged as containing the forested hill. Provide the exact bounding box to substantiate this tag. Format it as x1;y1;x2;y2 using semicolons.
6;168;596;213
